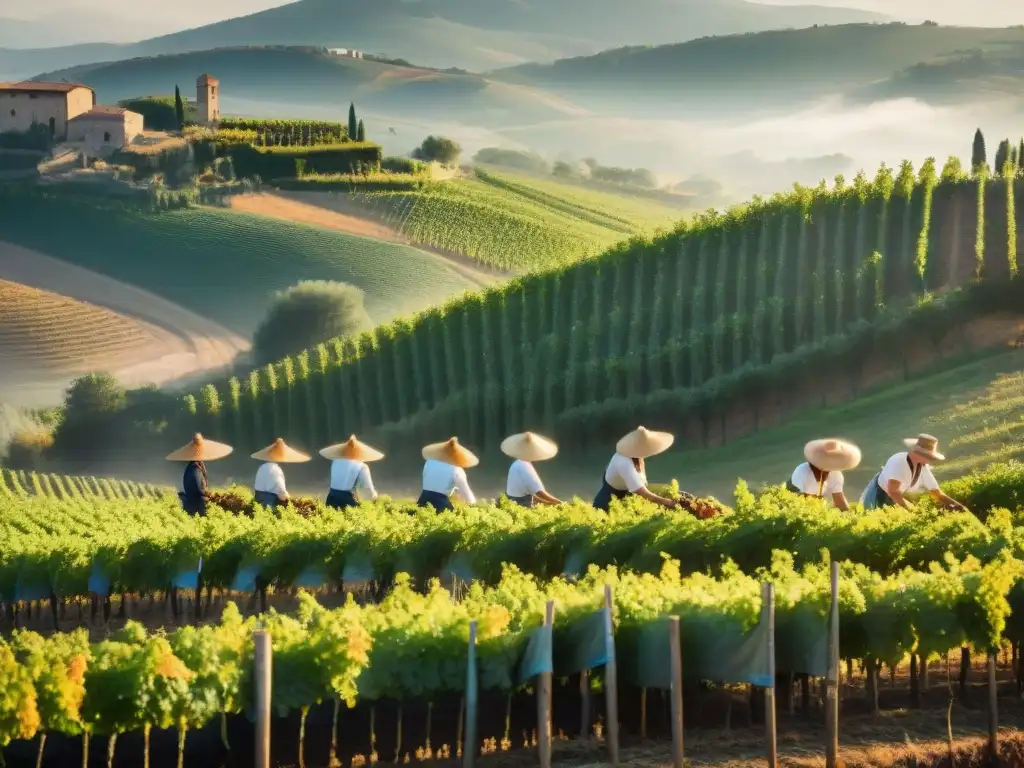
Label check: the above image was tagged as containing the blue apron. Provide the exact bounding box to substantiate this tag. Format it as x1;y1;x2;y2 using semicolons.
417;489;454;512
180;462;207;517
593;472;629;512
254;490;280;508
326;488;358;509
862;456;920;509
508;494;534;507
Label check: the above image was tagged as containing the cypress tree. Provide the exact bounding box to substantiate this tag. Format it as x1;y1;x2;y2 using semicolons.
971;128;987;173
1018;138;1024;174
994;138;1011;176
348;103;358;141
357;119;366;142
174;85;185;129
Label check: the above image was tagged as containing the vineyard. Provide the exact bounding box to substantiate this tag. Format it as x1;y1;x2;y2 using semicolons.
0;468;168;502
0;194;478;335
343;169;682;271
1;463;1024;765
0;278;164;382
173;160;1024;462
216;118;348;147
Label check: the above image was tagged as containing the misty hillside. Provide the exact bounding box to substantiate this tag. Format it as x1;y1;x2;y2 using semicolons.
32;47;584;128
1;0;885;76
494;23;1024;110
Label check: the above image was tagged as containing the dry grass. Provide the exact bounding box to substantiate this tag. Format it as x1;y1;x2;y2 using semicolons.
0;278;164;372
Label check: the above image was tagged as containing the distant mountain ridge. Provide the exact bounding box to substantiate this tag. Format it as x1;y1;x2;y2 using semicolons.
0;0;887;76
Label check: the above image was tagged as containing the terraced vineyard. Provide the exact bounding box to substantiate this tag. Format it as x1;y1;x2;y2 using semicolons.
0;279;161;375
0;468;168;501
346;168;684;271
171;160;1024;467
0;193;479;334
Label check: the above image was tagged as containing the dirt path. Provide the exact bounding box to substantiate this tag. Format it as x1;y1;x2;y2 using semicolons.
225;191;501;290
0;241;249;404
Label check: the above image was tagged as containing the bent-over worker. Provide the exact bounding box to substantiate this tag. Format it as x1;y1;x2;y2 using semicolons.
166;433;233;517
417;437;478;512
320;434;383;509
788;438;861;511
501;431;563;507
593;426;680;511
252;438;311;508
860;434;968;512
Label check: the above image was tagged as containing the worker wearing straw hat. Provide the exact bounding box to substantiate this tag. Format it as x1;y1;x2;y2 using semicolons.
166;433;233;516
787;438;861;511
860;434;969;512
593;426;680;511
251;438;311;508
319;434;384;510
501;431;563;507
417;437;478;512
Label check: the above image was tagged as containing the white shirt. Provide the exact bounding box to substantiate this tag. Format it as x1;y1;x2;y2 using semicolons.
604;453;647;493
877;451;939;494
422;459;476;504
506;460;545;497
790;463;844;496
254;462;287;496
329;459;377;499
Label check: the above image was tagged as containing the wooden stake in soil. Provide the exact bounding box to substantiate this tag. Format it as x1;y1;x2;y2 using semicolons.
253;629;272;768
579;670;590;739
988;650;998;761
464;620;479;768
763;582;778;768
825;561;840;768
668;616;684;768
538;601;555;768
603;585;620;766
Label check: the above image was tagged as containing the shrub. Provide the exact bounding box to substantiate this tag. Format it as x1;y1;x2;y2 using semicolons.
227;142;382;179
380;156;425;174
412;135;461;165
473;147;549;174
252;281;372;366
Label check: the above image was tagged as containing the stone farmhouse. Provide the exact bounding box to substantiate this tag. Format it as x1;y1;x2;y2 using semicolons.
0;74;220;156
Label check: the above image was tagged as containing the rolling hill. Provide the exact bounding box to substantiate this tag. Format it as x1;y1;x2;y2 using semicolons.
77;162;1022;491
30;47;585;129
494;23;1024;111
0;0;887;76
0;195;481;339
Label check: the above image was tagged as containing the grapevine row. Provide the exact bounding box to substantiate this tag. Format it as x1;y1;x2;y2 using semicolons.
216;117;347;146
0;468;168;502
0;549;1021;763
181;162;1024;457
1;461;1021;603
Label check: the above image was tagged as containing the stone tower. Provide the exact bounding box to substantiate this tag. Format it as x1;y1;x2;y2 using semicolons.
196;74;219;125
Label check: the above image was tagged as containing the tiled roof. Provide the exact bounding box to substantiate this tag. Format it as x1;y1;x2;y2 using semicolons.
69;106;137;122
0;81;93;94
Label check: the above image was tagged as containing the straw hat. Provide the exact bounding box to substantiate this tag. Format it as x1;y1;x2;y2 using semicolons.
250;438;312;463
319;435;384;462
616;426;674;459
422;437;479;468
501;432;558;462
165;433;233;462
804;438;862;472
904;434;945;462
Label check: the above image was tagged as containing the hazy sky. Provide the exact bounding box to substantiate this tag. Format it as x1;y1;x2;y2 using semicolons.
4;0;1021;39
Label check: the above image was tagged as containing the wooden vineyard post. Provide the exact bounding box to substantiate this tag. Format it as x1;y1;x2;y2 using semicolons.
464;621;478;768
604;584;620;766
988;650;998;762
580;669;590;739
763;582;778;768
668;616;684;768
538;601;555;768
254;629;272;768
825;561;840;768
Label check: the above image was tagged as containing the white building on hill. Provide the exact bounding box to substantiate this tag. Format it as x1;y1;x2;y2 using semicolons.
0;81;96;141
67;106;144;155
328;48;364;59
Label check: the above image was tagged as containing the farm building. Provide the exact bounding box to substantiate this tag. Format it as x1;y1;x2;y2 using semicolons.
67;106;144;155
0;81;95;141
328;48;364;58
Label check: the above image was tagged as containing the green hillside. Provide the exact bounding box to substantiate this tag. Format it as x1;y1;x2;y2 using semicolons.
335;167;685;270
0;0;885;75
32;47;579;129
495;24;1024;109
0;193;478;336
154;159;1024;477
